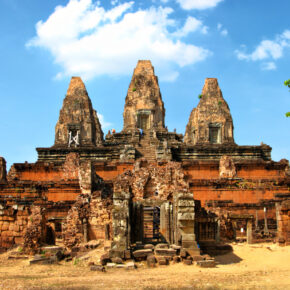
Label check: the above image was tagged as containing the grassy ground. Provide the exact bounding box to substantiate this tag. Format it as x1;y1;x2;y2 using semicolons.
0;243;289;289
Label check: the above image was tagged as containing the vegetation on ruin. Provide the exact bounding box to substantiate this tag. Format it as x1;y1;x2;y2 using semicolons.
198;94;202;99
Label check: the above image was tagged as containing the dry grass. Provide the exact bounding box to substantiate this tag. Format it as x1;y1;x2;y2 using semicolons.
0;243;289;290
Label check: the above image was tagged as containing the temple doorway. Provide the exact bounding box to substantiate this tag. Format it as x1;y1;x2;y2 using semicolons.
143;206;160;243
131;203;162;244
137;110;151;130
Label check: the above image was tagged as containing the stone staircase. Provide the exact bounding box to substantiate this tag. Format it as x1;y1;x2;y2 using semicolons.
136;131;157;161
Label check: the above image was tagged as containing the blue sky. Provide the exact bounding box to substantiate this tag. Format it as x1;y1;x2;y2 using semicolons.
0;0;289;169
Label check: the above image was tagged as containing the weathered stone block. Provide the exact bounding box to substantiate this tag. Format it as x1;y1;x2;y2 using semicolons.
196;260;216;268
180;249;187;258
156;256;168;265
183;259;192;265
111;257;123;264
133;249;152;259
100;253;111;266
155;248;176;257
106;263;116;269
125;261;136;270
192;255;204;261
90;265;105;272
147;255;156;267
173;256;181;263
155;243;169;249
144;244;154;249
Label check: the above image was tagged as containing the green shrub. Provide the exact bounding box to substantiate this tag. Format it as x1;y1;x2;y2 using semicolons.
73;258;80;265
198;94;202;99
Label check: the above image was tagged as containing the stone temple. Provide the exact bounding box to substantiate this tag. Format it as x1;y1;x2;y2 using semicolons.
0;60;289;260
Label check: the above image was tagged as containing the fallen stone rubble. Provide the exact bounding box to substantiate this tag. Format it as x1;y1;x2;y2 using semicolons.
25;239;217;270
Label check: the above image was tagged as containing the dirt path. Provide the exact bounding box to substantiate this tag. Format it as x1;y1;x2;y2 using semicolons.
0;243;289;289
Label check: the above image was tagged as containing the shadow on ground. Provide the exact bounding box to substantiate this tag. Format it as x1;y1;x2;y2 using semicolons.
214;252;243;265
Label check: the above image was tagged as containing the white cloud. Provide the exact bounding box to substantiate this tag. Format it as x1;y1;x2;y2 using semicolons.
173;16;208;37
261;62;277;71
97;113;112;129
220;29;228;36
27;0;210;82
176;0;224;10
235;30;290;69
217;22;228;36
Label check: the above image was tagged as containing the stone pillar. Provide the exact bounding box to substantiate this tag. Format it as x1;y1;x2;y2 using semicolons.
160;202;172;243
247;219;253;244
111;191;130;258
264;207;269;235
83;218;88;243
216;219;220;243
255;210;259;230
175;193;199;256
276;201;290;245
0;157;7;183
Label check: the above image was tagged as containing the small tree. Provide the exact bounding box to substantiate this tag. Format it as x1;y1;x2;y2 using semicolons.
284;80;290;117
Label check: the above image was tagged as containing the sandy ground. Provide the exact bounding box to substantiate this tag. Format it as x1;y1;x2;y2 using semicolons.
0;243;289;290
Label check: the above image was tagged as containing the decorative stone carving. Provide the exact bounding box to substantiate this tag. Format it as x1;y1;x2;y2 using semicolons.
54;77;103;147
184;78;234;145
123;60;165;132
219;155;236;178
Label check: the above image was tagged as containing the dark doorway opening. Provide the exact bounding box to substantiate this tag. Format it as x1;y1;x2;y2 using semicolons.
143;206;160;243
45;225;56;245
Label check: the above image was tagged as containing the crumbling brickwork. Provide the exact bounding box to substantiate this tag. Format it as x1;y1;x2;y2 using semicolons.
23;206;47;254
0;203;30;250
276;200;290;245
62;190;112;249
62;194;91;248
114;160;188;200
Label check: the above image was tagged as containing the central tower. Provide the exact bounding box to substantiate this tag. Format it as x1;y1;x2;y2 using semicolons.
122;60;165;132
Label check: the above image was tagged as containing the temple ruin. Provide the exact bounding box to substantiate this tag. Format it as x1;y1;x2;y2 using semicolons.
0;60;289;264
